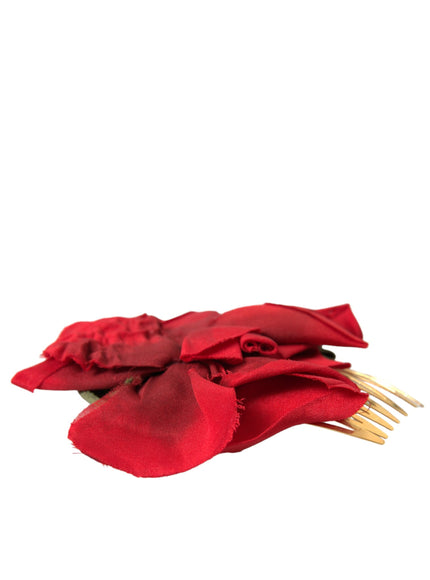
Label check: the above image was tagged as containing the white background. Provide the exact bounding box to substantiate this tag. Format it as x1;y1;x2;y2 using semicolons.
1;2;429;579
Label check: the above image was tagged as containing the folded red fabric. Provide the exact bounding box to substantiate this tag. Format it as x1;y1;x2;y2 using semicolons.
12;303;369;477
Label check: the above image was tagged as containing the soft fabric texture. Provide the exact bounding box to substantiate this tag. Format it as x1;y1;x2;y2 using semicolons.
12;303;369;477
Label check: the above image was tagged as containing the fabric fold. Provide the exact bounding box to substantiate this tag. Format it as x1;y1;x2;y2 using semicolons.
43;314;180;369
12;359;152;392
221;358;367;452
68;362;239;477
216;303;368;348
180;325;256;363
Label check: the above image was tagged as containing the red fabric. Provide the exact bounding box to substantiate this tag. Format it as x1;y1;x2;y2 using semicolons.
180;325;256;363
220;357;367;451
43;314;180;369
12;303;368;477
12;359;150;392
69;363;239;477
216;303;367;347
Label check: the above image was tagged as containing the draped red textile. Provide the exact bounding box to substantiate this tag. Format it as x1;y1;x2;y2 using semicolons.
12;303;368;477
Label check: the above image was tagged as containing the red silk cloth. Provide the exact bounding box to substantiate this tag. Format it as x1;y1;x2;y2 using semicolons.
12;303;368;477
